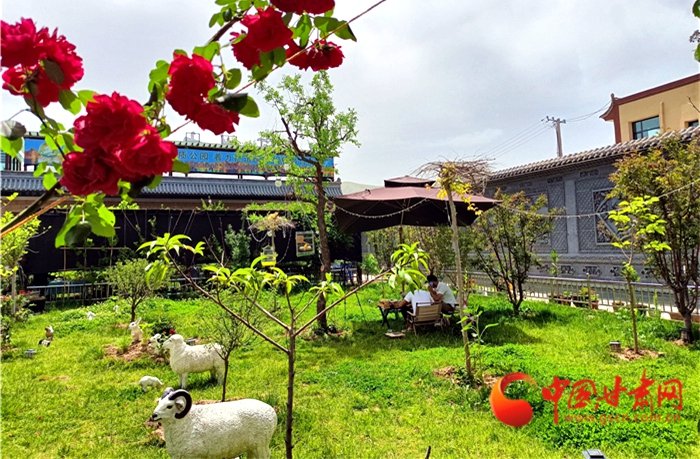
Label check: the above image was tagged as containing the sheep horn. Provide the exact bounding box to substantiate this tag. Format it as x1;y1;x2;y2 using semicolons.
169;390;192;419
161;387;174;399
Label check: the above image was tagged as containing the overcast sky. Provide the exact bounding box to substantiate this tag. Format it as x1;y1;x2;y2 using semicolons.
4;0;699;186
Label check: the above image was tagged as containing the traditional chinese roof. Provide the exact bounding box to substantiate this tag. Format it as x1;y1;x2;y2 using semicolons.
0;171;343;199
488;126;700;184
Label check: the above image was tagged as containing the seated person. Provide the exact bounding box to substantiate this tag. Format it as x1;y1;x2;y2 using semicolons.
427;274;457;314
393;289;433;322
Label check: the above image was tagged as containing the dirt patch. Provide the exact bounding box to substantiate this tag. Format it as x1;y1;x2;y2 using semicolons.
672;339;690;347
113;323;130;329
143;421;165;444
432;366;498;389
104;342;153;362
613;347;661;361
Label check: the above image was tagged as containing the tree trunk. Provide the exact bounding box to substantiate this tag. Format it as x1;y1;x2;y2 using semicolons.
130;302;137;323
285;334;296;459
11;271;17;315
446;187;472;379
314;164;331;330
221;358;229;402
682;314;695;344
625;276;639;353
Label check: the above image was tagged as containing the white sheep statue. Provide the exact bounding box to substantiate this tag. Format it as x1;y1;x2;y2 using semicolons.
161;334;225;390
86;311;96;320
150;388;277;459
139;376;164;392
128;318;143;343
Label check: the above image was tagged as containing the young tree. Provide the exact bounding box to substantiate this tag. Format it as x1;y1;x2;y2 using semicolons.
106;258;168;322
0;207;41;314
200;294;260;401
608;196;670;352
467;190;555;314
610;138;700;343
256;71;359;330
416;159;490;379
141;234;422;459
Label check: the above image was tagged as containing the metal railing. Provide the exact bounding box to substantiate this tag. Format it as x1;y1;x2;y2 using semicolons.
27;277;202;308
466;272;699;319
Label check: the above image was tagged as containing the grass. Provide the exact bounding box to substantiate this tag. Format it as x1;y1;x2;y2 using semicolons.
1;285;699;458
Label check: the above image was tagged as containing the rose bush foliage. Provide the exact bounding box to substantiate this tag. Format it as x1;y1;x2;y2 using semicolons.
1;0;357;247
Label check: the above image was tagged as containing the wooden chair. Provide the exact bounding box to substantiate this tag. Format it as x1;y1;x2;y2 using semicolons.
405;302;443;335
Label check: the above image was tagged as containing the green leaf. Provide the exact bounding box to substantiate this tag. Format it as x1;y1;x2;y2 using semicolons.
238;96;260;118
58;90;82;115
148;174;163;189
84;199;116;238
272;47;287;67
334;21;357;41
294;14;312;47
33;162;47;177
222;8;233;22
43;59;65;85
694;0;700;18
172;159;190;174
225;68;242;90
43;171;57;190
77;89;97;106
238;0;252;9
696;44;700;63
209;11;222;28
55;205;83;248
0;120;27;140
216;93;249;112
0;136;22;158
149;60;170;91
193;42;220;61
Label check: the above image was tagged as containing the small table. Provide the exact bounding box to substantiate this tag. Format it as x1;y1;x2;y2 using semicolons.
378;304;403;328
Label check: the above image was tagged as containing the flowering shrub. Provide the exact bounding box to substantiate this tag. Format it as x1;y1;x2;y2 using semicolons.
0;0;357;247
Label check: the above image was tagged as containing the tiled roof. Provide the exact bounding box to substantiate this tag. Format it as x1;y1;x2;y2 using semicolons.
24;131;247;152
0;172;343;199
489;126;700;183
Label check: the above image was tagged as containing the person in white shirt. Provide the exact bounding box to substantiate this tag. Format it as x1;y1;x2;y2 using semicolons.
392;289;432;326
427;274;456;314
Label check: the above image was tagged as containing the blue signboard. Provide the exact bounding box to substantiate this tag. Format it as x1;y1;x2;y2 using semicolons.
22;137;334;178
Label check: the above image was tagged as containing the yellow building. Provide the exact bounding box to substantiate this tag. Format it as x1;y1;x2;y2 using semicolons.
601;73;700;143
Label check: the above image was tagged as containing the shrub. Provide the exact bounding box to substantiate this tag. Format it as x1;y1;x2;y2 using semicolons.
106;259;169;322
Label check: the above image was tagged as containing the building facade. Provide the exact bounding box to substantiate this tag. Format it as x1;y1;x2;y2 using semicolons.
486;126;699;281
601;73;700;143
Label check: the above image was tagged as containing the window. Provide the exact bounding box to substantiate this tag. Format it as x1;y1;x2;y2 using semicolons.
632;116;660;139
688;120;699;128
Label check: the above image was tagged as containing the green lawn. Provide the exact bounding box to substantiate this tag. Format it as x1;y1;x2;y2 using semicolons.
2;285;699;458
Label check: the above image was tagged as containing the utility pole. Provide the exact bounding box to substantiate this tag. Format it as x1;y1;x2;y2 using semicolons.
545;116;566;158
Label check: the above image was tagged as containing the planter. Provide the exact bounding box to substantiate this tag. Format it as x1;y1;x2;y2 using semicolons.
609;341;621;353
24;349;37;358
590;300;599;310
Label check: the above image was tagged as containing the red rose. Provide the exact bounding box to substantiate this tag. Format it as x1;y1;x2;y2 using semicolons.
60;148;121;196
74;92;148;151
270;0;304;14
192;103;240;135
118;129;178;178
166;53;215;118
270;0;334;15
307;40;343;71
2;66;61;107
1;18;43;68
231;32;261;70
40;28;84;89
303;0;335;15
286;40;310;70
241;7;293;53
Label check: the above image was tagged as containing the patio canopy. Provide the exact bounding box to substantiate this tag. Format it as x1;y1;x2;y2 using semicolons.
332;177;499;234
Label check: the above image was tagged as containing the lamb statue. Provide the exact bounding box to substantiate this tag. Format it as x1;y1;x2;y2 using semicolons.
161;334;225;389
150;388;277;459
139;376;164;392
86;311;96;320
45;326;54;340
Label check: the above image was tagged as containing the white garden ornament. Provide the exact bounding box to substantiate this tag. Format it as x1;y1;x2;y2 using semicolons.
161;334;225;390
128;318;143;343
139;376;164;392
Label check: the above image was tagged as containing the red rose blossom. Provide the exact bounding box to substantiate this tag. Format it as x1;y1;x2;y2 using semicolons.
303;0;335;15
231;32;261;70
40;28;84;89
192;103;240;135
74;92;148;151
1;18;43;68
118;129;178;177
2;66;61;107
166;53;216;118
307;40;343;71
60;148;122;196
270;0;335;15
286;40;310;70
241;7;293;53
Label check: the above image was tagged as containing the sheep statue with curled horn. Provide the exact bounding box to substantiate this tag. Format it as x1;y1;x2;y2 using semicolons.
150;388;277;459
162;334;225;389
